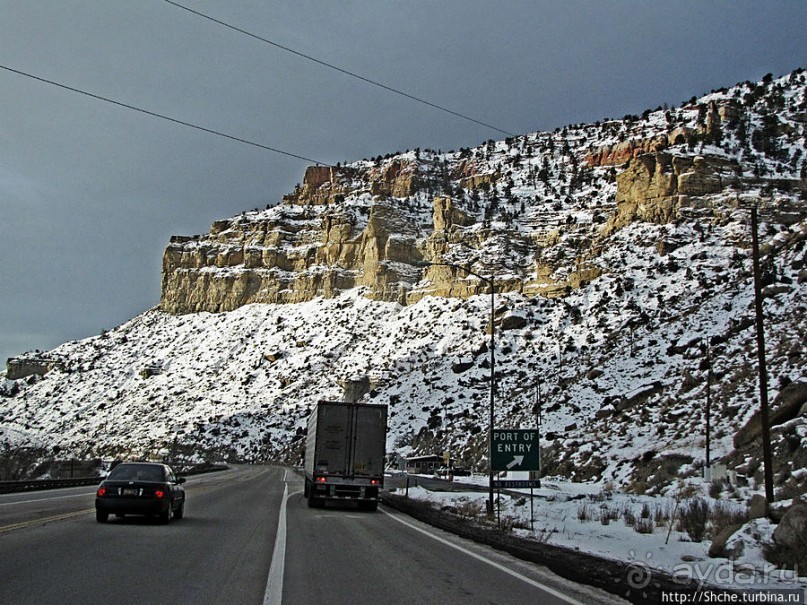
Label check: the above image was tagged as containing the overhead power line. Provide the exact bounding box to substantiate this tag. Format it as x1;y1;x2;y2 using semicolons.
0;63;331;166
162;0;517;138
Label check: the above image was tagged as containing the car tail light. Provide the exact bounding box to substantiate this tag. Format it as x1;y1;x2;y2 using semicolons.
96;487;107;497
154;490;165;499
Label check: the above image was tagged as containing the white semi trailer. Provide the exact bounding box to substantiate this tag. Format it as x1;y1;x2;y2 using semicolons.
303;401;388;511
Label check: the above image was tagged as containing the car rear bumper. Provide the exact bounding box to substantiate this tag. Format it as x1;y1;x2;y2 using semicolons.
95;497;170;516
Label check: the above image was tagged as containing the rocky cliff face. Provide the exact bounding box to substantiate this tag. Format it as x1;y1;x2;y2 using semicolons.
161;70;807;317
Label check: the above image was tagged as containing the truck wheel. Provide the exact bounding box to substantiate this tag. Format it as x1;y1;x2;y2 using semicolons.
359;501;378;512
303;479;310;498
307;493;323;508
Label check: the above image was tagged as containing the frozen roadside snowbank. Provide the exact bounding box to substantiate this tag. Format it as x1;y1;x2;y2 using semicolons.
388;476;806;600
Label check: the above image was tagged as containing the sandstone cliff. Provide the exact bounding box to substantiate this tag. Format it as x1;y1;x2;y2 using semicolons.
160;71;807;315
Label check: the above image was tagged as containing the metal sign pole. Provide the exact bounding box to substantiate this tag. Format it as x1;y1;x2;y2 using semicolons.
536;382;542;488
496;486;501;528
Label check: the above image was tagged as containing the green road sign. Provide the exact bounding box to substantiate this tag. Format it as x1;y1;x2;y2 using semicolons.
491;429;539;471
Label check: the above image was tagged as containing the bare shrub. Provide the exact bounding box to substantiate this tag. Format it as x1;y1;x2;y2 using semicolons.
677;498;711;542
600;503;619;526
709;478;727;499
654;502;673;527
623;505;637;527
500;515;521;533
0;442;51;480
635;518;655;534
510;516;532;530
455;498;484;520
710;501;749;538
577;502;595;522
533;528;553;544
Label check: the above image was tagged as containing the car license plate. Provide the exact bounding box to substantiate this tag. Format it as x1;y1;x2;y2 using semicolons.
123;488;138;496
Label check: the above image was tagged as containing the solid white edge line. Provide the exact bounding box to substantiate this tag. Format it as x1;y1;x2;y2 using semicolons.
380;506;587;605
264;470;289;605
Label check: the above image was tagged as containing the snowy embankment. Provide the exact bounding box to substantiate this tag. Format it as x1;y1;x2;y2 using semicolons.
396;474;807;595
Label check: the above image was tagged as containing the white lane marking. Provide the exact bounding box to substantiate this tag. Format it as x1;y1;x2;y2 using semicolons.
0;492;95;507
380;507;586;605
264;469;289;605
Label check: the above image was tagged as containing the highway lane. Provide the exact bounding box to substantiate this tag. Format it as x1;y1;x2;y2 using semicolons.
0;484;98;530
0;465;283;605
280;473;625;605
1;468;625;604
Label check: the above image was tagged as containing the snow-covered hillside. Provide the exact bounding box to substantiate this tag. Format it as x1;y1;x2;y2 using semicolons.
1;69;805;498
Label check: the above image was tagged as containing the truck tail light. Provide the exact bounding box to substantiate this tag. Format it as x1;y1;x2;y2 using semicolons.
370;479;380;485
316;476;327;483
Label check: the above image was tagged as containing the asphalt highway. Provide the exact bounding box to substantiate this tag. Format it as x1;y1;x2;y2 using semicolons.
0;465;282;605
0;466;624;604
279;471;623;605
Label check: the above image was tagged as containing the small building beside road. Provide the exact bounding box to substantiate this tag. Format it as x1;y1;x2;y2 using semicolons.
405;455;444;475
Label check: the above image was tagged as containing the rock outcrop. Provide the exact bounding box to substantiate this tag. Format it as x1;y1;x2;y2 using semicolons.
160;198;425;312
159;72;806;315
604;153;740;233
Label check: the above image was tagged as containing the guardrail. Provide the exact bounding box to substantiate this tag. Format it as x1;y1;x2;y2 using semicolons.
0;477;100;494
0;464;229;494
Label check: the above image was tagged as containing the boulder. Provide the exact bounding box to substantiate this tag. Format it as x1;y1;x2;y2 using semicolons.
586;368;604;380
734;381;807;448
771;503;807;570
452;360;474;374
500;313;528;331
748;494;768;519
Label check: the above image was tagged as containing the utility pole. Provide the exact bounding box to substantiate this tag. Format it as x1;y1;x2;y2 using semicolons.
528;380;543;532
535;381;542;488
705;341;711;471
416;260;496;516
751;205;774;504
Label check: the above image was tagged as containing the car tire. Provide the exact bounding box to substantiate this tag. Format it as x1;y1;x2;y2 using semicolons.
159;503;171;525
174;501;184;520
96;511;108;523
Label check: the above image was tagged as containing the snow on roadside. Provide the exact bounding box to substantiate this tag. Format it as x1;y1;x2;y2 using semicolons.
396;477;807;593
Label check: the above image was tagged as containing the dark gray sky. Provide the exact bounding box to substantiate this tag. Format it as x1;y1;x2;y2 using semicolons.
1;1;805;364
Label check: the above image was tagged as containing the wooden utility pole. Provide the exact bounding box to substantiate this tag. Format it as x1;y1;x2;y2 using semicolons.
751;205;774;504
705;342;711;470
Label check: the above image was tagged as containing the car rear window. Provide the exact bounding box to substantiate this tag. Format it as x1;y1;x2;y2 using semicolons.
108;464;165;482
